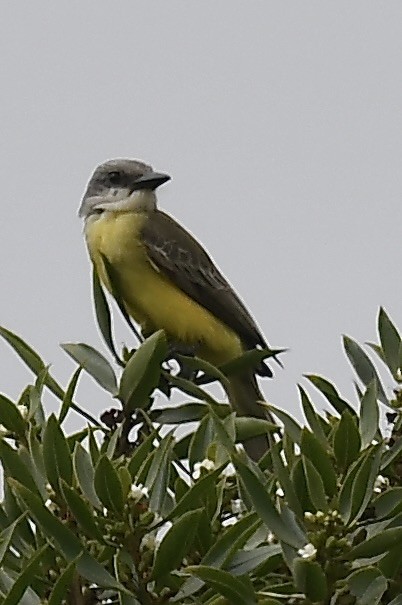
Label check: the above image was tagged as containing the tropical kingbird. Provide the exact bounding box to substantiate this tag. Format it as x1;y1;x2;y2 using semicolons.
79;159;274;459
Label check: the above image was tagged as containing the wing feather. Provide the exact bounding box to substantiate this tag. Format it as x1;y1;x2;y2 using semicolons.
141;211;267;350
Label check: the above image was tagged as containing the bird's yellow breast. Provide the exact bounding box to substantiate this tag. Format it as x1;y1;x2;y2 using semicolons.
84;211;243;365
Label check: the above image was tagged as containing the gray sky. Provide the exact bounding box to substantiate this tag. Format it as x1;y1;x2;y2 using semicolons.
1;2;401;429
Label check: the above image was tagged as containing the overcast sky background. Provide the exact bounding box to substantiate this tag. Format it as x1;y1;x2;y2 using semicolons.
1;2;401;431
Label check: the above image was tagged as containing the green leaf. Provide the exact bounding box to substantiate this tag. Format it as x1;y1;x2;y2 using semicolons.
10;481;127;591
61;342;118;395
235;417;276;441
176;355;230;389
127;430;158;479
60;480;105;542
0;395;26;437
119;331;167;411
266;405;302;444
333;411;361;471
0;441;39;495
378;307;401;378
234;457;305;548
186;565;257;605
347;567;387;604
189;414;215;469
298;386;327;445
347;445;382;524
293;558;327;602
300;429;337;498
343;336;388;405
291;459;314;512
381;436;402;471
92;266;122;366
210;408;236;454
94;455;124;514
302;456;328;512
226;545;282;576
339;446;382;524
388;596;402;605
73;443;102;509
48;555;81;605
59;366;82;424
359;380;379;449
0;326;65;401
374;488;402;519
152;509;203;579
269;442;303;519
43;414;73;491
0;515;28;567
164;513;260;601
154;402;209;424
305;374;356;417
166;466;226;521
99;254;143;343
145;434;174;514
165;371;219;405
347;527;402;559
2;544;49;605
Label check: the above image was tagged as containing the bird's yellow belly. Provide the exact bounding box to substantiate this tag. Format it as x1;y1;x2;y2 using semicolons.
84;211;242;365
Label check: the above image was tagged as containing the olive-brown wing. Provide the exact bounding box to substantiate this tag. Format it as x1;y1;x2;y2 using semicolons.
141;211;267;351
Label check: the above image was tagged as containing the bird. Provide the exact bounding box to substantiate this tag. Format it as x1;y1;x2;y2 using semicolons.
79;159;275;460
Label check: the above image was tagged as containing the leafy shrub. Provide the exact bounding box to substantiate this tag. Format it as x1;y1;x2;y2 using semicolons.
0;293;401;604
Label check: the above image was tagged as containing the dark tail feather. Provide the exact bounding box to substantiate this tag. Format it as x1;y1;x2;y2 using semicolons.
226;372;271;461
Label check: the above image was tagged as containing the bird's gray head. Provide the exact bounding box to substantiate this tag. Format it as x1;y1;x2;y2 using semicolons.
79;158;170;219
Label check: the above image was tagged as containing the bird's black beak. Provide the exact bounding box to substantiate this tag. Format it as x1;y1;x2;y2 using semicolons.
132;171;171;192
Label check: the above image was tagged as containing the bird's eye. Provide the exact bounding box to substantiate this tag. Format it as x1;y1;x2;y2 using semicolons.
108;171;121;185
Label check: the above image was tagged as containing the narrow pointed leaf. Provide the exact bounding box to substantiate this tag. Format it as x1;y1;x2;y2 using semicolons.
293;558;327;602
0;395;26;437
378;307;401;377
234;457;305;548
59;366;82;424
305;374;356;416
333;411;361;471
0;515;28;567
302;456;328;512
298;386;327;444
154;402;209;424
0;441;38;494
10;481;127;591
343;336;388;405
152;508;203;579
43;414;73;491
0;326;65;400
94;455;124;514
347;527;402;559
359;380;379;448
127;430;158;479
60;480;105;542
73;443;102;509
166;466;226;521
92;266;122;366
119;330;167;411
381;435;402;470
226;544;282;576
61;342;118;394
269;441;302;518
374;487;402;519
48;555;81;605
266;405;302;444
2;544;49;605
186;565;257;605
300;429;336;497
